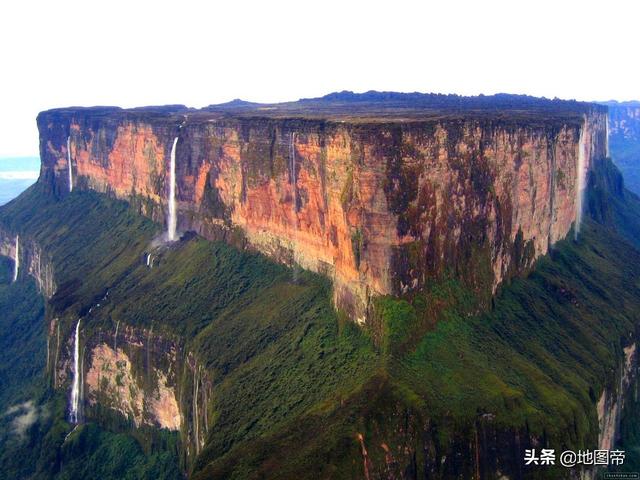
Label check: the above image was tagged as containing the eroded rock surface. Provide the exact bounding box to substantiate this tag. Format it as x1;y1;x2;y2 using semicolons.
37;98;608;319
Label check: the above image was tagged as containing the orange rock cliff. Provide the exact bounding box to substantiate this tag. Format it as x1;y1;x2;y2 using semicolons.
36;94;608;322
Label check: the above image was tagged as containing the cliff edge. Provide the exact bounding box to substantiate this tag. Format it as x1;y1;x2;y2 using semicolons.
36;93;608;321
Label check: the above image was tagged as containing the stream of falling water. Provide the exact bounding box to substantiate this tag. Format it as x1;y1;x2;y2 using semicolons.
605;115;610;158
12;235;19;282
575;120;587;240
67;136;73;193
167;137;179;241
114;320;120;354
69;319;81;423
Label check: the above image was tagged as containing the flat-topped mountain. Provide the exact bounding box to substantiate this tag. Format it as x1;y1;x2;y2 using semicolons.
4;92;640;479
37;92;607;322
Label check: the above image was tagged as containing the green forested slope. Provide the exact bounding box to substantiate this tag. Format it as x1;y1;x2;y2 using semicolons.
0;156;639;479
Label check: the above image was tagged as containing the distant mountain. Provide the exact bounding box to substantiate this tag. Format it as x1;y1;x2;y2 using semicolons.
0;157;40;206
600;100;640;107
299;90;594;111
204;98;261;110
600;101;640;195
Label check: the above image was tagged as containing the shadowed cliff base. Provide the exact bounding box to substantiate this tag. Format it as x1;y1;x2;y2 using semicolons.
0;151;639;478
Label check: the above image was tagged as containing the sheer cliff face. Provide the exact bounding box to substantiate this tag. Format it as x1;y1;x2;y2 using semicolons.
81;326;182;432
607;103;640;195
47;319;210;456
0;229;56;297
37;108;607;321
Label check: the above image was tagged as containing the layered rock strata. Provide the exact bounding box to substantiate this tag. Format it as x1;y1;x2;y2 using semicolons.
37;98;608;320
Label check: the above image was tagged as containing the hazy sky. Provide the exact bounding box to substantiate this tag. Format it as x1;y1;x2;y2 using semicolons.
1;0;638;156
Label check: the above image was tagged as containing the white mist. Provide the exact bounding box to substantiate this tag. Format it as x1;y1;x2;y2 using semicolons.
575;120;587;240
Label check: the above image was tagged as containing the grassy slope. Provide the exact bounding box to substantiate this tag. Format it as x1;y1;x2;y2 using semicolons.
0;187;183;479
0;160;639;479
0;184;378;478
191;219;640;480
397;220;638;439
192;161;640;478
0;257;45;409
0;262;181;479
0;258;50;479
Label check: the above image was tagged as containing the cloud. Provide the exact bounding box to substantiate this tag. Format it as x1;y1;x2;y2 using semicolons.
0;171;39;180
4;400;44;440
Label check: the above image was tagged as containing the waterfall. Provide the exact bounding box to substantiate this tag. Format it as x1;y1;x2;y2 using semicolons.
114;320;120;353
69;319;81;423
12;235;19;282
67;136;73;193
575;120;587;240
167;137;179;241
193;363;200;453
146;253;151;267
605;116;610;158
80;345;85;418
